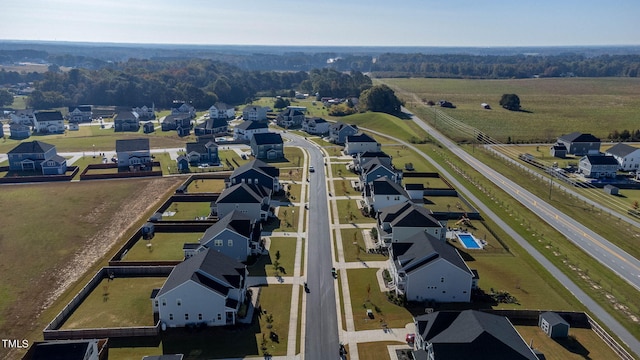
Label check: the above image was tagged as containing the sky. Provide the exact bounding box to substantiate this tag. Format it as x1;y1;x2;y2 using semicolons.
2;0;639;47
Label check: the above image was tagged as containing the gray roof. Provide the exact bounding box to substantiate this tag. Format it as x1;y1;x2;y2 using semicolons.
236;120;268;130
116;138;150;152
606;142;640;157
35;110;64;121
232;159;279;179
391;231;470;275
385;201;441;228
186;140;217;154
362;158;394;176
156;248;245;297
7;140;55;154
68;105;92;112
415;310;539;360
558;131;600;143
581;155;619;165
347;132;377;143
359;151;390;159
114;110;139;121
252;132;283;145
306;117;327;124
201;210;253;244
371;177;409;197
540;311;569;326
217;183;271;204
329;121;357;131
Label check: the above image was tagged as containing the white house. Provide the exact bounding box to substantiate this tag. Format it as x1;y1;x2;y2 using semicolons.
344;132;381;155
364;176;410;212
187;210;260;261
214;183;272;223
242;105;268;121
605;143;640;171
115;138;152;168
33;110;65;134
233;120;269;141
389;231;473;303
152;248;247;328
377;201;446;247
328;122;358;144
209;102;235;119
67;105;92;123
360;158;402;186
9;109;35;126
171;102;196;118
302;117;330;135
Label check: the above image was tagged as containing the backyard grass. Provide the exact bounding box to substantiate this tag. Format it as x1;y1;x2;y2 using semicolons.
423;195;475;213
336;199;376;224
382;144;439;172
341;228;387;263
162;201;211;220
123;232;203;261
185;178;226;193
515;326;621;360
61;277;166;329
403;176;451;189
267;147;304;169
338;112;430;145
347;268;413;330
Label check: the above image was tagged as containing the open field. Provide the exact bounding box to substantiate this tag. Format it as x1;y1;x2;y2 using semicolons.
383;77;640;143
123;232;203;261
0;176;182;358
61;277;166;329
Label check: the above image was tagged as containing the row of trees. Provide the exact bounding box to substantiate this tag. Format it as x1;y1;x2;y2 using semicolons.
607;129;640;142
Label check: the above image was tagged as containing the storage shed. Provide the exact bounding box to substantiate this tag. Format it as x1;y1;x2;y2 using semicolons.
604;184;619;195
539;311;570;338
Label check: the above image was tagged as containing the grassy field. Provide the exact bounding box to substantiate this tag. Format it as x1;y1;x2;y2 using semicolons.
123;232;203;261
357;342;406;360
382;77;640;143
61;277;166;329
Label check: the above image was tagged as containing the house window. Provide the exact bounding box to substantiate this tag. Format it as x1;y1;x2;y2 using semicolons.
177;299;182;306
185;313;189;320
162;299;167;306
440;277;444;283
154;300;158;307
214;239;223;247
198;313;203;321
228;239;234;246
217;314;222;321
169;314;173;320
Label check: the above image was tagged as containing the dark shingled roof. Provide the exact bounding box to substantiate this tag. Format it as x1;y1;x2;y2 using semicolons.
217;183;271;204
361;157;394;176
201;210;253;245
156;248;245;297
558;131;600;143
371;176;409;197
232;159;280;179
606;143;640;158
391;231;470;275
7;140;55;154
581;155;619;165
236;120;268;130
347;132;377;143
31;340;95;360
115;138;150;152
252;132;283;145
540;311;569;326
35;110;64;121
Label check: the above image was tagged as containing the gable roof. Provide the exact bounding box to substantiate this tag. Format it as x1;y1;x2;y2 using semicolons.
217;183;271;204
116;138;150;152
114;110;139;121
329;121;357;131
31;340;96;360
305;117;328;124
558;131;600;143
359;151;391;159
371;177;409;197
391;231;470;275
232;159;279;179
606;143;640;157
362;157;395;176
68;105;92;112
236;120;268;130
186;140;217;154
157;248;245;297
252;132;283;145
347;132;377;143
581;154;619;165
201;210;253;242
387;201;441;228
35;111;64;121
8;140;55;154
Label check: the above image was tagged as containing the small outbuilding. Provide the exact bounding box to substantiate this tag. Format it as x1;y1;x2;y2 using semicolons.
539;311;570;339
604;184;619;196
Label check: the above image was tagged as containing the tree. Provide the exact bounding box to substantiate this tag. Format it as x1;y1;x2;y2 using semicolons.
359;84;403;114
274;97;290;109
0;89;13;107
499;94;521;111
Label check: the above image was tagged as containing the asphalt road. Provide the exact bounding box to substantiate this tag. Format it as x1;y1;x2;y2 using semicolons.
283;134;340;360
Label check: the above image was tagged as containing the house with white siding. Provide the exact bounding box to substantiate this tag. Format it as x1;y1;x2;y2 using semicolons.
209;102;235;119
376;201;446;247
605;143;640;171
214;183;272;223
115;138;152;169
242;105;268;122
344;133;381;155
233;120;269;141
302;117;330;135
364;176;410;212
33;110;65;134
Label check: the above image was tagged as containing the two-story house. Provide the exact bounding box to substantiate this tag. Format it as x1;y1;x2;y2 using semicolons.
578;155;619;178
185;140;219;166
7;140;67;175
376;201;446;247
242;105;268;122
364;176;410;212
171;102;196;118
360;158;402;186
557;132;601;156
67;105;92;123
9;123;31;139
209;102;235;119
328;122;358;144
113;111;140;132
605;143;640;171
214;183;272;223
354;151;392;172
162;114;191;137
228;159;281;192
250;132;284;160
33;111;65;134
115;138;152;169
233;120;269;141
302;117;330;135
151;248;247;328
9;109;35;126
195;118;228;136
276;108;305;128
344;133;381;155
132;105;156;120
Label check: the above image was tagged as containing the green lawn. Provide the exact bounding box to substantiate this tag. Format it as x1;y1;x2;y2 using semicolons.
403;176;451;189
61;277;166;329
336;200;375;224
515;326;620;360
383;144;439;172
123;232;203;261
255;284;293;356
185;178;226;193
162;201;211;220
423;195;475;213
263;206;302;233
248;237;297;277
333;179;359;197
341;228;387;263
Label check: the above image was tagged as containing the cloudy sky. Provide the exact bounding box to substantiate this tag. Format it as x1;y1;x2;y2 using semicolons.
2;0;638;47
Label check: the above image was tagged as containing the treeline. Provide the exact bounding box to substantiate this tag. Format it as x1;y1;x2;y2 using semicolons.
607;129;640;142
368;53;640;78
26;59;371;109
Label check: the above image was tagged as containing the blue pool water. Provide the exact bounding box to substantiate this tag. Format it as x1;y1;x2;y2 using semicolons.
457;233;482;249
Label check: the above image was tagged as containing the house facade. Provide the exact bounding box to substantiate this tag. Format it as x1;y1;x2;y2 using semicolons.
115;138;152;168
195;118;228;136
250;132;284;160
377;201;446;247
578;155;619;178
229;159;281;192
9;109;35;126
33;111;65;134
133;105;156;120
233;120;269;141
209;102;235;119
344;133;381;155
302;117;330;135
191;210;259;261
276;108;305;128
389;232;473;302
170;102;196;118
67;105;92;123
605;142;640;171
364;176;410;212
360;158;401;186
550;143;568;158
7;140;67;175
185;140;219;165
9;123;31;139
328;122;358;144
162;114;192;137
143;121;155;134
242;105;268;122
557;132;601;156
152;248;247;328
114;111;140;132
214;183;272;223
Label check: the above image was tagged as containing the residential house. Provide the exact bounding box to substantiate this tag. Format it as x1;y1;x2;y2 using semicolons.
364;176;410;212
376;201;446;247
302;117;330;135
413;310;540;360
328;122;358;144
195;118;228;136
233;120;269;141
242;105;268;122
9;109;35;126
176;155;189;173
228;159;281;192
557;132;601;156
113;111;140;132
360;157;402;186
7;141;67;175
24;339;107;360
605;142;640;171
354;151;392;172
578;155;619;178
143;121;155;134
115;138;152;168
538;312;570;339
250;132;284;160
389;231;473;302
9;123;30;139
276;108;305;128
344;133;381;155
550;143;568;158
67;105;92;123
209;102;235;119
170;102;196;118
162;114;192;137
133;104;156;120
33;111;65;134
214;182;272;223
151;248;247;328
185;210;260;261
67;122;79;131
185;140;219;165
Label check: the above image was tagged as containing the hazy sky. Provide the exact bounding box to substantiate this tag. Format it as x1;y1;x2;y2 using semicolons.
2;0;638;47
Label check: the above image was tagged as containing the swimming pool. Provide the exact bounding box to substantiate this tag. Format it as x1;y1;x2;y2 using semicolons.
456;233;482;249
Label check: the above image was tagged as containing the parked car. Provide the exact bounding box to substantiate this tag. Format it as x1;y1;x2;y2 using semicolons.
309;165;315;173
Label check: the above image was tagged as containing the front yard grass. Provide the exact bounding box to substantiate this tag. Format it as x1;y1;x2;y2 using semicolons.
267;206;301;233
255;284;293;356
248;237;297;277
336;199;376;224
358;341;407;360
333;179;359;197
123;232;203;261
341;228;387;263
61;277;166;329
